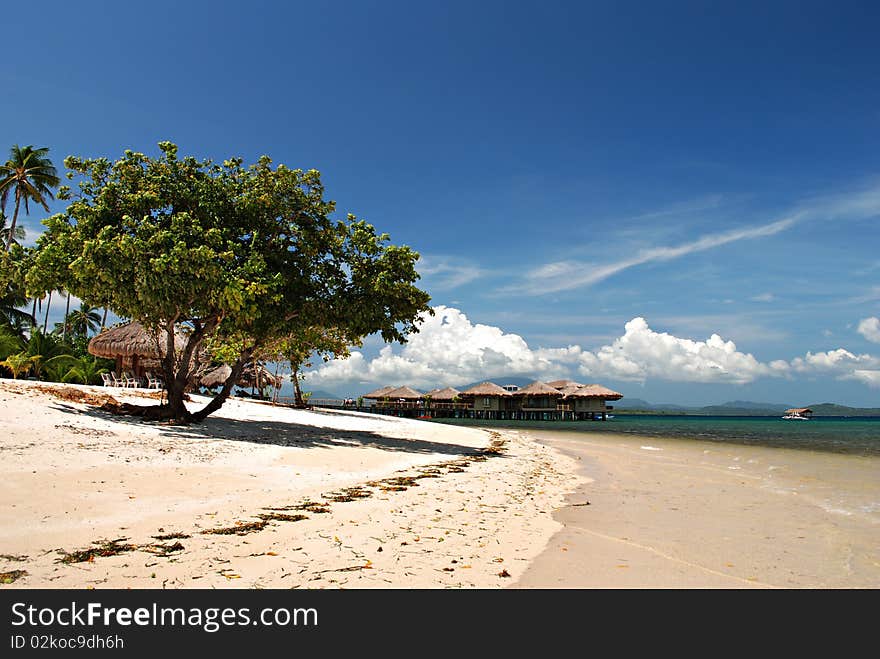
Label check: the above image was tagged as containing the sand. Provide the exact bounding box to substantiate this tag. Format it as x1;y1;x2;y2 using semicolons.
0;380;578;588
514;430;880;588
4;379;877;589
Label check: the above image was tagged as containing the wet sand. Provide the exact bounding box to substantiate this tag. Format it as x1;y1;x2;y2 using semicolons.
514;430;880;588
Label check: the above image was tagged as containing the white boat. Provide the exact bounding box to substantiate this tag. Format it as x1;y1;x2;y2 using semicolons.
782;407;812;420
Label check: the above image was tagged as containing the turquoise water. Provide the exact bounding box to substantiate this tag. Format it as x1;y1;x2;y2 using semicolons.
431;414;880;456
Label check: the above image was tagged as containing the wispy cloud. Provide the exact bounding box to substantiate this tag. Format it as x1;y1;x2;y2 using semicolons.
417;255;488;290
506;180;880;296
513;216;799;295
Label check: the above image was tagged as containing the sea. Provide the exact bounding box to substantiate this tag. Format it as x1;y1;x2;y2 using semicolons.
431;414;880;457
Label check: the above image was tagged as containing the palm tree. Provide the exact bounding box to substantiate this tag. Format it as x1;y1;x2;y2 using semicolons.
42;289;52;333
0;212;26;248
0;145;60;252
65;303;102;338
1;281;34;339
0;352;35;379
62;356;109;385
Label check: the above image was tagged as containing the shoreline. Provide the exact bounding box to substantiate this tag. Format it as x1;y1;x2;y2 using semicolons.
512;429;880;588
0;380;580;588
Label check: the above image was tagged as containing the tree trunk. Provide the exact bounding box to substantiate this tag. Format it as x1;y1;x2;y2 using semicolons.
30;298;37;329
61;292;70;343
293;367;305;407
4;195;21;252
101;307;108;330
42;291;52;333
191;352;251;422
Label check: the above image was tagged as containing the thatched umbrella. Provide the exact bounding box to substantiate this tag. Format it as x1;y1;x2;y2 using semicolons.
363;385;397;399
425;387;460;400
459;382;511;397
200;364;232;388
200;363;282;390
512;380;565;397
241;363;282;389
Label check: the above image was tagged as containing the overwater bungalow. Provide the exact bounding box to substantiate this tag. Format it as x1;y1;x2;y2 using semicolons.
346;379;623;421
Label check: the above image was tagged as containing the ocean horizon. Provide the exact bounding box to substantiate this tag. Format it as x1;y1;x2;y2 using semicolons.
430;414;880;457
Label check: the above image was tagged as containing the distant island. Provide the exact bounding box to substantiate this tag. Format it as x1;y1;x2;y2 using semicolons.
613;399;880;417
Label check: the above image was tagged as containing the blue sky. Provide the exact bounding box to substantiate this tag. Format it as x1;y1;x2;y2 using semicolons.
4;1;880;405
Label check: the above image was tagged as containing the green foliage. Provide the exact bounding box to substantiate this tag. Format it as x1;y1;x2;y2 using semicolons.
0;246;35;335
0;324;25;360
62;356;110;385
31;142;432;420
0;145;59;252
0;352;35;379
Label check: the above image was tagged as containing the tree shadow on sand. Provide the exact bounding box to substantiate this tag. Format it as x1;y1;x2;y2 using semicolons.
48;401;498;458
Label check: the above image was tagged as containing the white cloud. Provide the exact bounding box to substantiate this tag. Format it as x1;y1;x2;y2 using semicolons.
303;306;572;388
510;180;880;296
789;348;880;373
857;317;880;343
849;370;880;387
575;317;781;384
304;306;880;392
751;292;775;302
514;216;798;295
417;255;487;290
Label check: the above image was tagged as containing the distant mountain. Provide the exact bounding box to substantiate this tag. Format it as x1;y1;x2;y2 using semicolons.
718;400;792;411
806;403;880;416
615;400;880;417
614;398;689;411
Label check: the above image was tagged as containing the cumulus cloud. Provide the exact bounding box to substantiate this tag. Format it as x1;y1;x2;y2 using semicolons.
575;317;782;384
857;317;880;343
303;306;573;388
303;306;880;391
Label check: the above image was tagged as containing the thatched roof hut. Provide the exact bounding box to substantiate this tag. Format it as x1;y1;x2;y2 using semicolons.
459;382;511;397
425;387;461;400
363;385;397;399
563;384;623;400
200;363;282;389
88;321;186;360
383;386;424;400
513;380;564;397
547;379;585;390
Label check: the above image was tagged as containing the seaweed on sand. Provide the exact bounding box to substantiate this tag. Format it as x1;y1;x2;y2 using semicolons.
151;532;191;540
0;569;28;584
201;521;268;536
324;487;373;502
140;541;186;556
256;512;308;523
56;539;137;564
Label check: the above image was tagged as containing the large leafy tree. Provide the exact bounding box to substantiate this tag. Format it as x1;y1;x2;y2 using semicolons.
31;142;431;422
0;145;60;252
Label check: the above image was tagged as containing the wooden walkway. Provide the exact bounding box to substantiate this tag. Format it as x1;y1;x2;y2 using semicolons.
290;398;612;421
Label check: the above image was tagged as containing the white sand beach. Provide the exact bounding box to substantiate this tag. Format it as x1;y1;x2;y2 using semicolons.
3;379;878;590
0;380;580;588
